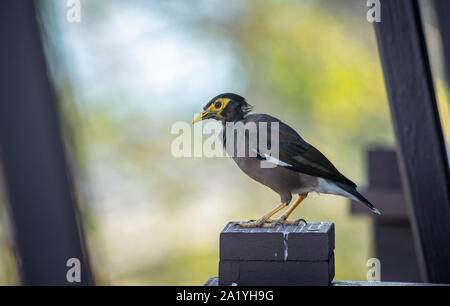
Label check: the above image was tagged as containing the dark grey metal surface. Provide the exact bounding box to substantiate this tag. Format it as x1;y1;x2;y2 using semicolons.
373;0;450;283
220;222;334;261
0;0;92;285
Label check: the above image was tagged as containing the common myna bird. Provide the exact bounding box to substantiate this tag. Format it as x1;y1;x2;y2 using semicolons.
192;93;380;227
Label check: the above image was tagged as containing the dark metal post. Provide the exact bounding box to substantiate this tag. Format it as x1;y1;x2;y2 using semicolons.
434;0;450;85
0;0;92;285
374;0;450;283
351;148;421;282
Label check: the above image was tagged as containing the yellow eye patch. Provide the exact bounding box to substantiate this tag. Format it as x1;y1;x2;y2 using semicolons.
208;98;230;112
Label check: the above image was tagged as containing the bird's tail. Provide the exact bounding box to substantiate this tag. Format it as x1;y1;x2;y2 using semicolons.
335;182;381;215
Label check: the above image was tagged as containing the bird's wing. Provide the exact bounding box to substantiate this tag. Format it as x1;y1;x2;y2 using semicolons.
247;114;357;188
277;141;357;188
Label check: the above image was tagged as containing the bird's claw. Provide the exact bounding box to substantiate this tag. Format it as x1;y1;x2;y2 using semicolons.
232;219;277;228
295;218;308;225
231;217;308;228
266;218;308;226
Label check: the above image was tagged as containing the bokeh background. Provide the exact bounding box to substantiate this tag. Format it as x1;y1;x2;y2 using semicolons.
0;0;448;285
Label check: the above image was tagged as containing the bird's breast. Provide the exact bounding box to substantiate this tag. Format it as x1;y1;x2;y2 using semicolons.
232;156;305;195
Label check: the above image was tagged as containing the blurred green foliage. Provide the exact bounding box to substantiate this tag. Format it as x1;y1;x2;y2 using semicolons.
0;0;448;286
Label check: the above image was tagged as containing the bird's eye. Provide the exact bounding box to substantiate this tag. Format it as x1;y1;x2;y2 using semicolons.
214;101;222;109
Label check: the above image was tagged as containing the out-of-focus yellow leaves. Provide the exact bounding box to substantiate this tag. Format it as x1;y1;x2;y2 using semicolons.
233;1;392;151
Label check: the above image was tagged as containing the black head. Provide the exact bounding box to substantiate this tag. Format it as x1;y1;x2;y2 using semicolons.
192;93;253;124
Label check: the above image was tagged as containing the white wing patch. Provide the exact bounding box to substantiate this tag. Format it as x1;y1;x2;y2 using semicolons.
251;149;293;167
263;153;292;167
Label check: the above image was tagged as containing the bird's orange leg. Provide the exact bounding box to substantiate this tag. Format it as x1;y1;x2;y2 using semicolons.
236;203;288;228
270;194;308;224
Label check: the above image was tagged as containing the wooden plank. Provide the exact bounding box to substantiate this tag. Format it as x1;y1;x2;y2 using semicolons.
373;0;450;283
350;148;421;282
350;148;409;221
332;280;447;286
375;223;421;282
367;148;402;189
205;277;448;286
220;222;334;261
219;222;334;286
219;255;334;286
204;277;219;286
0;1;92;285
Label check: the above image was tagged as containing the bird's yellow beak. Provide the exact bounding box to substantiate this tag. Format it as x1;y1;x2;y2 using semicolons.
192;110;217;124
192;111;206;124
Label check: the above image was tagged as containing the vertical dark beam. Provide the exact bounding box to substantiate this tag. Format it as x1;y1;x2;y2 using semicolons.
0;1;92;285
374;0;450;283
434;0;450;85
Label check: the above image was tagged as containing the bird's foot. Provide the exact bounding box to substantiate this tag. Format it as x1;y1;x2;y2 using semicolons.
266;218;308;226
232;219;276;228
